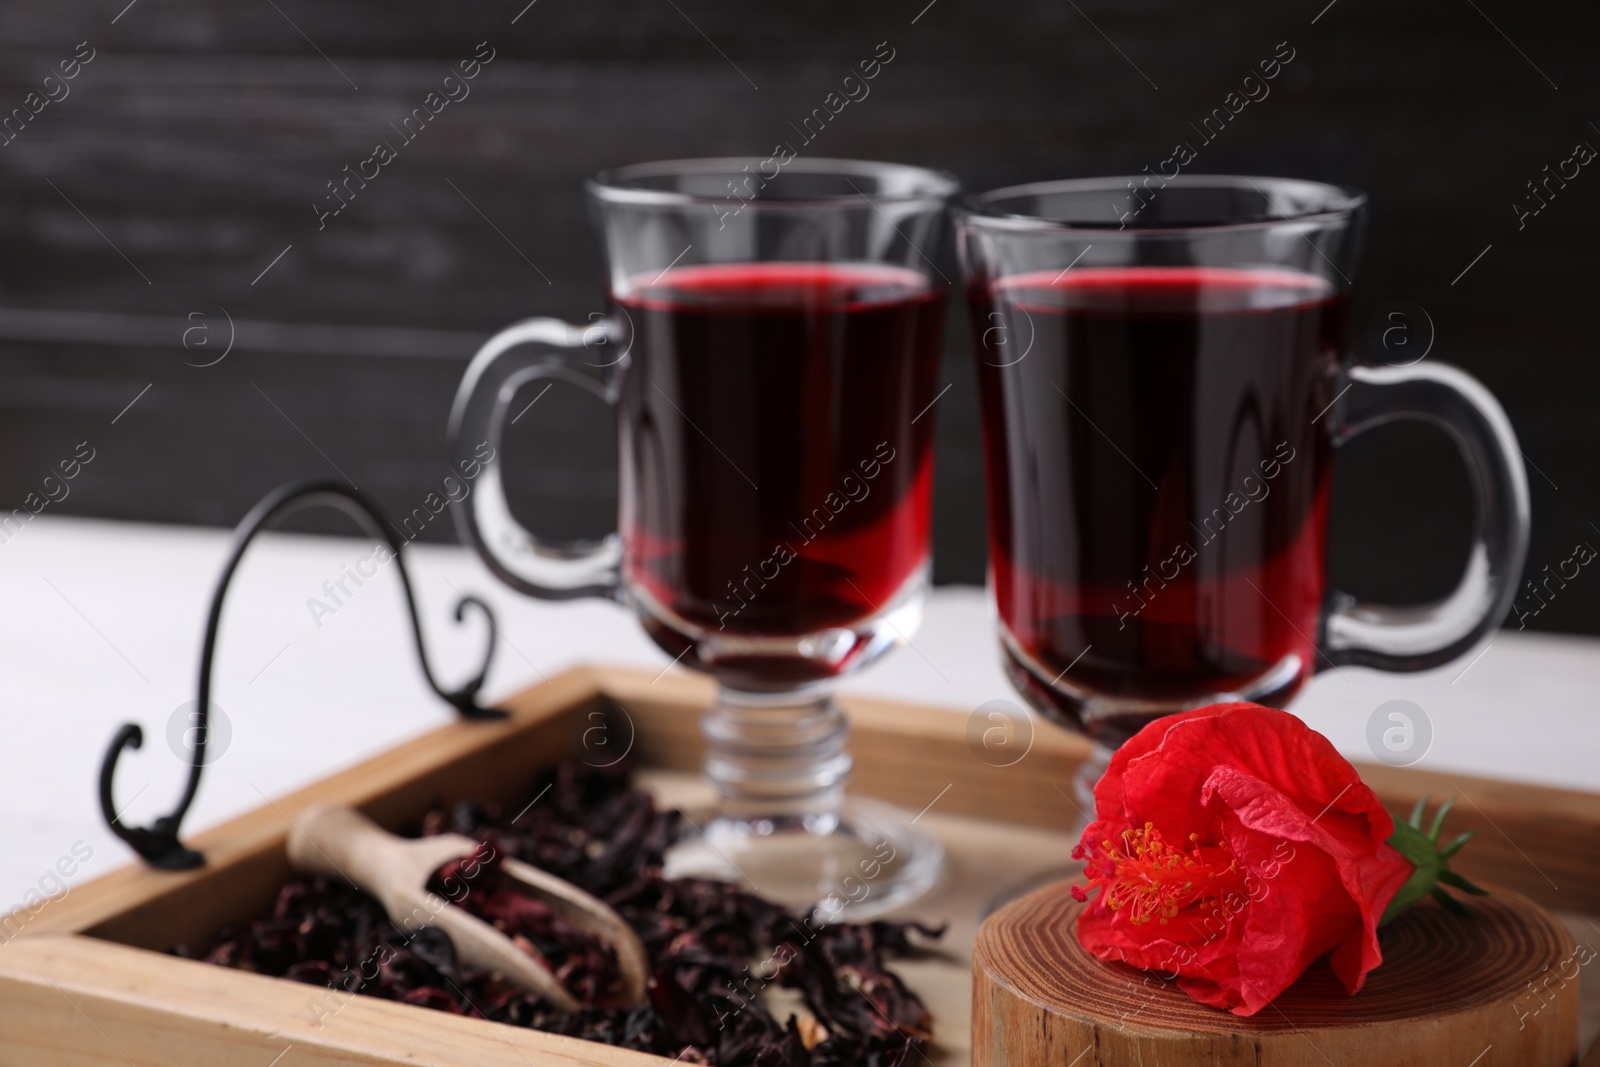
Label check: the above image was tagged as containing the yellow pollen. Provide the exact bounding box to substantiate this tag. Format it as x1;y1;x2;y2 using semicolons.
1077;822;1241;926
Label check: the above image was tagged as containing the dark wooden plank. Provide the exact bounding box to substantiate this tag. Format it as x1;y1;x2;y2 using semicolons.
0;0;1593;624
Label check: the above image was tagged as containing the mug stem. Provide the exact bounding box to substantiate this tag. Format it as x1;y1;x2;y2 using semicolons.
702;686;852;829
664;684;944;921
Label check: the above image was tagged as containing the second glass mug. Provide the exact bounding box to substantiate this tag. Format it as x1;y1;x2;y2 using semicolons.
957;175;1531;817
449;157;959;918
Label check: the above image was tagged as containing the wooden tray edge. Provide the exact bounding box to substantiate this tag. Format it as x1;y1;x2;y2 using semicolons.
0;934;665;1067
16;663;1600;942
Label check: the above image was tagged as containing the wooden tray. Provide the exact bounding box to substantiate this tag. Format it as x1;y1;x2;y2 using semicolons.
4;664;1599;1066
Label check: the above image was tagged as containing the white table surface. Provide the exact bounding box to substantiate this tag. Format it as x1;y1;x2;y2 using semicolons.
4;515;1597;911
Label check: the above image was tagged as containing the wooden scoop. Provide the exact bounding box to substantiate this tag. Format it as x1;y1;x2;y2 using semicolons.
285;804;648;1012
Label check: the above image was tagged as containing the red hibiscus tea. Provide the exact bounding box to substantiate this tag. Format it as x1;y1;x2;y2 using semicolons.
454;161;958;910
971;265;1346;743
618;263;945;679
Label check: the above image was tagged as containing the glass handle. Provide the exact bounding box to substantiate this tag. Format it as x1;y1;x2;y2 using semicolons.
1321;362;1530;671
448;316;623;601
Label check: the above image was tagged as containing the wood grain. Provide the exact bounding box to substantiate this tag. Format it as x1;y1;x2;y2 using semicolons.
973;880;1580;1067
1;0;1597;608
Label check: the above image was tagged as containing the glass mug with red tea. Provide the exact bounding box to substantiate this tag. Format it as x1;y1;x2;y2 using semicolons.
958;175;1529;792
450;158;957;917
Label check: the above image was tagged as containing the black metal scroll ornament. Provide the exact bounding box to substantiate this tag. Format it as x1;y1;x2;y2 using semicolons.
98;479;505;870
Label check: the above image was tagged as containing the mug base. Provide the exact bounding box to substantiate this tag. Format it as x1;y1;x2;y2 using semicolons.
628;562;929;691
663;795;945;923
999;625;1309;748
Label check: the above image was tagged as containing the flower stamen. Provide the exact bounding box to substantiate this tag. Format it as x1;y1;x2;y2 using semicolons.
1071;822;1240;926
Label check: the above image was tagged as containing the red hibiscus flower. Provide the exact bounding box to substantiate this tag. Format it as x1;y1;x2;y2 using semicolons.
1071;702;1413;1016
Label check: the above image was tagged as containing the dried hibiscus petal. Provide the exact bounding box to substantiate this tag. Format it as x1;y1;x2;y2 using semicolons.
183;759;943;1067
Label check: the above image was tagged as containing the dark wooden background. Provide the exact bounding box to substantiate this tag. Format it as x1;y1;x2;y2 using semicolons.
1;0;1596;634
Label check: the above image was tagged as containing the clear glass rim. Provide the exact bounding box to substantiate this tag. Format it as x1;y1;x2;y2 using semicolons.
956;174;1367;235
586;156;960;210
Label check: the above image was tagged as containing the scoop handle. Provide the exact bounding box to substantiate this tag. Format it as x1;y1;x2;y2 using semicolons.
284;804;405;890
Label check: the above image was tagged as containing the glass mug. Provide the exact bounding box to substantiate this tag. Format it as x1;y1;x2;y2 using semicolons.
957;175;1530;800
450;158;958;917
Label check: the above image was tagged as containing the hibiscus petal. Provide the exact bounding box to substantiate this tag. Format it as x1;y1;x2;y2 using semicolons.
1204;765;1412;998
1122;706;1394;841
1207;806;1365;1014
1089;707;1212;826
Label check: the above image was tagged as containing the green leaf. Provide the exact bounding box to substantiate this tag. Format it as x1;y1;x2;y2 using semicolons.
1408;796;1429;829
1439;830;1477;860
1381;864;1437;927
1381;821;1443;927
1427;797;1456;842
1386;820;1436;866
1431;885;1476;918
1438;870;1491;896
1381;800;1488;926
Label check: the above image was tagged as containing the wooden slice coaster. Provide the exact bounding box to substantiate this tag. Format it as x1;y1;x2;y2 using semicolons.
973;880;1580;1067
